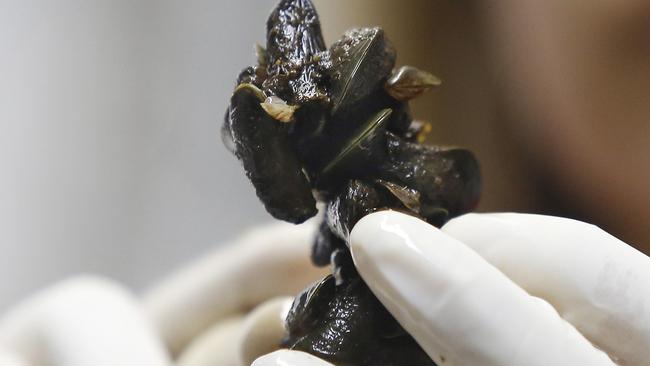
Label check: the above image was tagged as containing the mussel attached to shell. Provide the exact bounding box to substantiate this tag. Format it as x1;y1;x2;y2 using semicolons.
385;65;442;102
284;275;437;366
316;108;393;187
227;84;317;224
223;0;482;365
380;132;481;224
329;27;397;114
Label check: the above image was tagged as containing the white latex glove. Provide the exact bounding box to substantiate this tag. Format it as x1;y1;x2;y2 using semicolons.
254;211;650;366
0;277;172;366
0;219;326;366
145;219;327;363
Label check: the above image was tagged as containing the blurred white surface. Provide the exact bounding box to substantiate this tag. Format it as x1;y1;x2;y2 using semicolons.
0;0;278;310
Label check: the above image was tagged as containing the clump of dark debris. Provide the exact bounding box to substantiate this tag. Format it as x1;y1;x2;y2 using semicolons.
222;0;481;364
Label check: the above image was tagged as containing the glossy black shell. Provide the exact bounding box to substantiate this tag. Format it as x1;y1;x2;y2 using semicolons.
223;0;482;364
265;0;329;104
284;275;436;366
227;85;317;223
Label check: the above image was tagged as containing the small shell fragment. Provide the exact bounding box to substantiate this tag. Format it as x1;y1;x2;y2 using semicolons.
255;43;267;67
375;179;421;213
385;66;441;101
407;120;433;144
260;96;299;123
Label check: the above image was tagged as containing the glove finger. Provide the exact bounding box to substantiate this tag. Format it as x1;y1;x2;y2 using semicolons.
252;350;334;366
0;276;171;366
443;213;650;366
177;316;245;366
143;219;327;355
239;297;293;365
179;296;292;366
350;211;616;366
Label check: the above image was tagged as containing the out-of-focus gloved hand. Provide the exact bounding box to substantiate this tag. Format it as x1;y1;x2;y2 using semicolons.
254;211;650;366
0;219;327;366
0;277;173;366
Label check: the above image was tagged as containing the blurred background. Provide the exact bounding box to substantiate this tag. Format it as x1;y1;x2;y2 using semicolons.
0;0;648;311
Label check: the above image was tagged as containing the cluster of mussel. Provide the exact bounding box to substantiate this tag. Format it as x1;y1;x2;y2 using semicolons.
222;0;481;365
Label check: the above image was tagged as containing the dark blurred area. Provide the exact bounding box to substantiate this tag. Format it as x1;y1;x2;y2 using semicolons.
316;0;650;252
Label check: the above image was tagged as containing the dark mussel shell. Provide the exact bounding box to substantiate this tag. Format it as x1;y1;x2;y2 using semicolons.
385;101;414;136
317;108;393;187
312;220;347;267
286;102;331;179
284;275;437;366
265;0;329;104
237;65;267;89
266;0;326;68
325;180;396;242
329;27;396;114
285;275;336;337
227;84;317;224
380;132;481;225
225;1;481;365
293;94;398;189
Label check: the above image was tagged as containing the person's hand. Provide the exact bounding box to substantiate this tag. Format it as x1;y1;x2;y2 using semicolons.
254;211;650;366
0;219;327;366
0;277;173;366
143;218;327;360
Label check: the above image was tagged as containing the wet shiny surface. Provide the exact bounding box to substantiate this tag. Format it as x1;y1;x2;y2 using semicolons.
223;0;481;364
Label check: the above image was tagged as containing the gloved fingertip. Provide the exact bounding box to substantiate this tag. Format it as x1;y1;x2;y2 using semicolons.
251;350;334;366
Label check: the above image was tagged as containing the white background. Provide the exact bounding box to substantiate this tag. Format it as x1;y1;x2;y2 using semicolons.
0;0;279;310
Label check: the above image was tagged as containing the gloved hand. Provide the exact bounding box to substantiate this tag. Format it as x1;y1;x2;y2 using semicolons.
254;211;650;366
0;220;327;366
